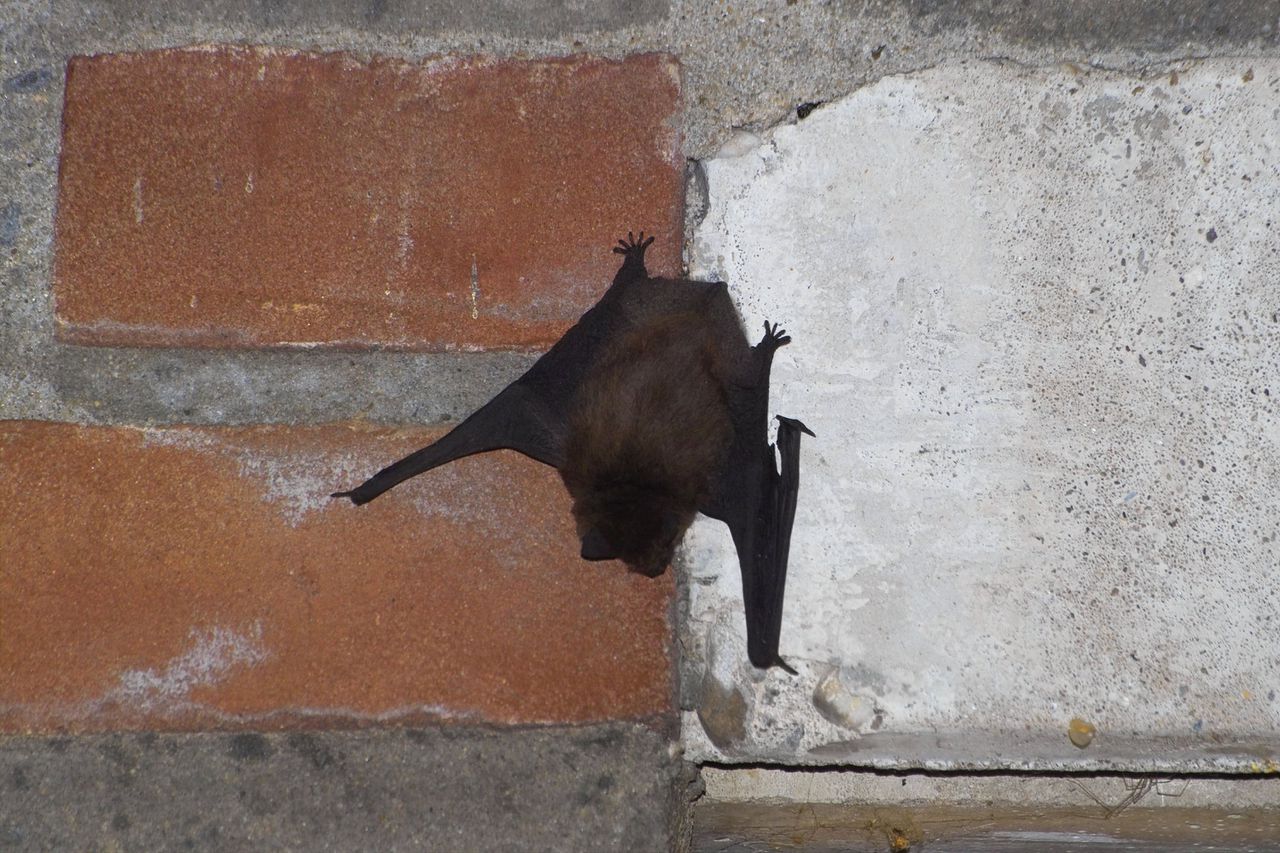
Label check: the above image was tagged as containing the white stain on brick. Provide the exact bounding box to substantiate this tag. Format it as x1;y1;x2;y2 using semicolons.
399;460;563;569
216;702;480;726
132;176;143;224
469;254;481;320
235;444;378;526
112;622;268;711
395;189;415;272
139;427;363;527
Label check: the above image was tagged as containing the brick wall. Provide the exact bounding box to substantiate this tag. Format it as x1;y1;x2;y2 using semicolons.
2;46;684;734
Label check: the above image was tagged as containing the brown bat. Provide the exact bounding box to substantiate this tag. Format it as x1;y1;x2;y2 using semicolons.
333;233;812;671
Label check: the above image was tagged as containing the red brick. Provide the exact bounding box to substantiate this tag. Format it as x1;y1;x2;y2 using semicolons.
0;421;673;732
53;48;683;350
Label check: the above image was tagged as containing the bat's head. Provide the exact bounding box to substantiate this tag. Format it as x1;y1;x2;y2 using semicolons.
570;483;694;577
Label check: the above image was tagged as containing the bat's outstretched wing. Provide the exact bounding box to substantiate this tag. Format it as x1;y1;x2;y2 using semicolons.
700;320;814;672
332;232;656;505
332;382;563;504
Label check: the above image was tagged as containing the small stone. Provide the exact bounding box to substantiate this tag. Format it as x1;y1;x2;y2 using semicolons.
697;673;749;750
813;668;877;731
1068;717;1097;748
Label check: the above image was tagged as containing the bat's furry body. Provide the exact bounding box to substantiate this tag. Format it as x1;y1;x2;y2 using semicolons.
334;233;811;670
562;310;734;576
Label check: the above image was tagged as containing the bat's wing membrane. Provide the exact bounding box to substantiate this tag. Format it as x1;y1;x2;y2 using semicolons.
332;381;566;505
333;233;655;506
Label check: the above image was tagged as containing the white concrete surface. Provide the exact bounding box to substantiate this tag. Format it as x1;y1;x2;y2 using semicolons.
682;59;1280;770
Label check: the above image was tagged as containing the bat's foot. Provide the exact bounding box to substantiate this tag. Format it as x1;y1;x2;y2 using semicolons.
759;321;791;351
330;488;368;506
612;230;654;259
775;657;799;676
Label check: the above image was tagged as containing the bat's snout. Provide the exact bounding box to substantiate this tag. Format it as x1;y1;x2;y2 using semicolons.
579;528;617;561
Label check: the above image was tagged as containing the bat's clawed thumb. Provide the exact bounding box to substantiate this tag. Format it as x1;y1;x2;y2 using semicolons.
775;415;816;438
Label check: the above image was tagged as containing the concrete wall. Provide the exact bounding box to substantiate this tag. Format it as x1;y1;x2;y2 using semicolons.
681;58;1280;772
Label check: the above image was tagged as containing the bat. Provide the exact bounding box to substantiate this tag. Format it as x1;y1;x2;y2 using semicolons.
332;233;813;671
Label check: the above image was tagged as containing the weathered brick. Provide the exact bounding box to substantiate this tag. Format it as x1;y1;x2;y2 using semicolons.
0;421;673;732
53;47;683;350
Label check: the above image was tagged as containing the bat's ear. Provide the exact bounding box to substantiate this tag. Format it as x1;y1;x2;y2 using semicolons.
579;527;618;562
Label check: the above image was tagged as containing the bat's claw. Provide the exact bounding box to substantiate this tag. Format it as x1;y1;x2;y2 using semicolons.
612;230;655;257
774;657;799;676
760;321;791;350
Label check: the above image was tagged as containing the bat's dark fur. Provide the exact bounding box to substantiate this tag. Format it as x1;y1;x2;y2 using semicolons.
333;232;812;671
561;311;734;576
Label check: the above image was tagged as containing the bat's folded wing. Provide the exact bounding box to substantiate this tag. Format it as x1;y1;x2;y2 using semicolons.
701;415;813;672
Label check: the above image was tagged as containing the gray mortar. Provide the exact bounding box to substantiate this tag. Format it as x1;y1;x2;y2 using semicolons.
0;725;694;852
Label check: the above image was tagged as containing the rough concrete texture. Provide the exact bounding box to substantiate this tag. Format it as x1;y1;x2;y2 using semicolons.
1;422;672;731
682;58;1280;771
5;1;1280;427
54;48;682;350
0;725;690;851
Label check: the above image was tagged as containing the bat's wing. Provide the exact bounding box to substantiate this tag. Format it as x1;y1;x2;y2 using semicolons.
332;382;564;504
701;321;813;672
332;232;656;505
758;414;814;672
